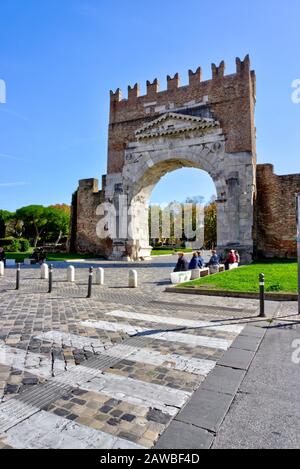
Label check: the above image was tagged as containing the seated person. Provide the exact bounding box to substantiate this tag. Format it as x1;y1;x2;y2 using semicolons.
235;250;240;264
188;252;199;270
224;250;237;270
197;251;205;268
206;250;219;267
174;252;189;272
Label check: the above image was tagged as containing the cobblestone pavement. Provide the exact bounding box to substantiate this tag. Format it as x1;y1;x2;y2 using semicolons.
0;257;263;449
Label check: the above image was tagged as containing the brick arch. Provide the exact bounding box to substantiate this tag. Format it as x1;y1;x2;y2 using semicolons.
72;57;257;262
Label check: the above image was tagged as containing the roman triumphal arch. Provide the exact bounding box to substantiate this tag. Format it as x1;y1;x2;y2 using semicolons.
120;112;254;261
71;56;257;263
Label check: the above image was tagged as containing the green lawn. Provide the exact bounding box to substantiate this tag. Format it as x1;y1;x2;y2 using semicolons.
151;248;193;256
179;260;298;293
46;253;100;261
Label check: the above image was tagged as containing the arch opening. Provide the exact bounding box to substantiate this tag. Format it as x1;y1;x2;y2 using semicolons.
127;158;220;258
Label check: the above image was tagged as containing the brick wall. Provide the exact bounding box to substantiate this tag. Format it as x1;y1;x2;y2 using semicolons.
255;164;300;258
108;55;256;174
72;178;111;255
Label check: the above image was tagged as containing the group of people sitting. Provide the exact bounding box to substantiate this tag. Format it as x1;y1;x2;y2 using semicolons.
173;249;240;272
174;250;205;272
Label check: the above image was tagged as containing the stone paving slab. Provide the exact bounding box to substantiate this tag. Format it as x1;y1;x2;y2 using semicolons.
176;388;235;433
217;348;256;371
230;334;262;352
200;366;246;396
155;420;214;449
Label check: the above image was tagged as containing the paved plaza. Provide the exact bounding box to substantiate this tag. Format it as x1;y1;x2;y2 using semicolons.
0;256;298;449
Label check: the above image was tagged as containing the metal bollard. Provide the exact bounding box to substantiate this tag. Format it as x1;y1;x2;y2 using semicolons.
16;263;21;290
96;268;104;286
48;264;53;293
67;265;75;283
259;273;265;318
0;261;4;277
87;267;93;298
129;269;138;288
41;263;49;280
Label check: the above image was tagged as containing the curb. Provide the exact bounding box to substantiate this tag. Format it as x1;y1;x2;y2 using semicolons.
165;286;297;302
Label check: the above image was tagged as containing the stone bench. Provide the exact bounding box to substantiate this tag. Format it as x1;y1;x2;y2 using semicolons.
209;264;225;275
229;262;239;270
170;270;192;285
190;268;210;280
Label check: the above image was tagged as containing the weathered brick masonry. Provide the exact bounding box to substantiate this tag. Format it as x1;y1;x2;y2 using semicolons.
70;55;299;260
108;57;256;174
255;164;300;258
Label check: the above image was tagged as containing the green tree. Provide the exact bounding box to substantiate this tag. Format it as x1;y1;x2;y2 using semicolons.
204;200;217;249
15;205;48;247
0;210;14;238
45;206;70;245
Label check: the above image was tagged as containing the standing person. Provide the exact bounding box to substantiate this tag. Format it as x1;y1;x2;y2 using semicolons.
188;252;199;270
197;251;205;268
0;247;6;267
206;250;220;267
174;252;189;272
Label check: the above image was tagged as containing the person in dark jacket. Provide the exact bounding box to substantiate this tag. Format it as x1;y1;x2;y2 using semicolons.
197;251;205;268
206;250;219;267
188;252;199;270
174;252;189;272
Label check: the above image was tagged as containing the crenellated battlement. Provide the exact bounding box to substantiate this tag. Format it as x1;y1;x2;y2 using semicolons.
211;60;225;79
167;73;180;91
188;67;202;86
108;55;256;174
236;54;250;75
109;55;252;104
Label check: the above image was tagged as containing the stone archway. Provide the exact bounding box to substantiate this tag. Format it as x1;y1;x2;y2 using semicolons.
72;57;259;262
106;112;255;262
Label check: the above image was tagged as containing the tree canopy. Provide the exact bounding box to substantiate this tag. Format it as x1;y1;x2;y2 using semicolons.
0;204;70;247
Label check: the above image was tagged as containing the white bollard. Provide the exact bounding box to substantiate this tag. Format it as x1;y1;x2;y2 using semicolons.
0;261;4;277
67;265;75;282
96;268;104;285
40;263;49;280
128;269;138;288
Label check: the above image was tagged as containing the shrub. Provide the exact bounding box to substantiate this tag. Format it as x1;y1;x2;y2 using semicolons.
19;239;30;252
0;237;15;247
6;239;21;252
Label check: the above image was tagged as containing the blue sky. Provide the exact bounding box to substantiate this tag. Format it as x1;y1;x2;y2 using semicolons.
0;0;299;211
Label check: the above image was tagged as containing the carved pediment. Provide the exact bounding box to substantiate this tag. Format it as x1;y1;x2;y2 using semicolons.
135;112;220;140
